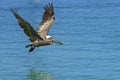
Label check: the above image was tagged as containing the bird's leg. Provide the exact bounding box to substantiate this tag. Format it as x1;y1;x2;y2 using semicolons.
29;46;35;52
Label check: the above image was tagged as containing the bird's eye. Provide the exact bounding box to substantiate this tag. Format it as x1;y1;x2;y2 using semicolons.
49;41;52;44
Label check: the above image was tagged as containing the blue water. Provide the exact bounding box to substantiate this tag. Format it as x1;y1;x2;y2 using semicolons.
1;0;120;80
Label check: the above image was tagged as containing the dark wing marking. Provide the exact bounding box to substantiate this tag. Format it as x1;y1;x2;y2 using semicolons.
42;3;55;22
37;3;55;40
10;8;43;42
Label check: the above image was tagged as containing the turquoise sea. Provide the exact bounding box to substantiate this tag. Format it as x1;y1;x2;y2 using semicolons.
1;0;120;80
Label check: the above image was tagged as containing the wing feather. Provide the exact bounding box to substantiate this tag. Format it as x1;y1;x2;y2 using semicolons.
10;8;43;42
37;3;55;40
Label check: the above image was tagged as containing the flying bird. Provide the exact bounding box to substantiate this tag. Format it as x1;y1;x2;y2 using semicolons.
10;3;63;52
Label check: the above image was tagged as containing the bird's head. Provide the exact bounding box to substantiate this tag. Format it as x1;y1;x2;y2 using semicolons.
46;35;52;39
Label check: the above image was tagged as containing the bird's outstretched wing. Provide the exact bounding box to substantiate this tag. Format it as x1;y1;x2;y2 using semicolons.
37;3;55;40
10;8;43;42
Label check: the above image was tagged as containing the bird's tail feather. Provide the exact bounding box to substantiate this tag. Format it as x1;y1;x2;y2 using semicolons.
25;44;32;48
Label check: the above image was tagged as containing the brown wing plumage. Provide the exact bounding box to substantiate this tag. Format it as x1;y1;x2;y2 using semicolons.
37;3;55;40
10;8;43;42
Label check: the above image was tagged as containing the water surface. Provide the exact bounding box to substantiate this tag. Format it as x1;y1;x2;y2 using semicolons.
1;0;120;80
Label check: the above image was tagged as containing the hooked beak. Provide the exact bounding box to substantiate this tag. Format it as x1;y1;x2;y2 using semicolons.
52;38;63;45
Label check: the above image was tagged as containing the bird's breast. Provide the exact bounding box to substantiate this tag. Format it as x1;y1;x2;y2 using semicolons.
33;40;52;47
